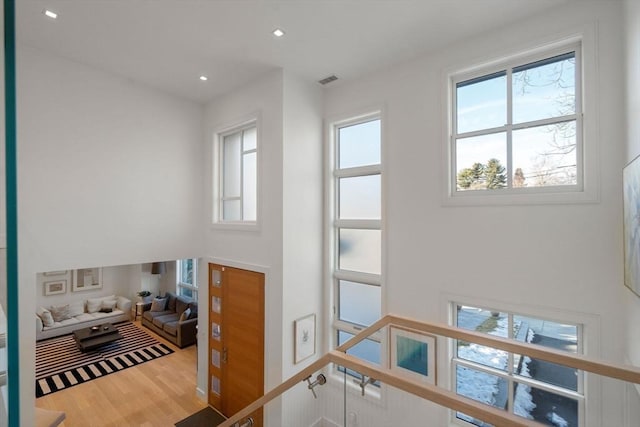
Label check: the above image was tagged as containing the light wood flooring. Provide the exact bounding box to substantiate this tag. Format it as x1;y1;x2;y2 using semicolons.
36;320;207;427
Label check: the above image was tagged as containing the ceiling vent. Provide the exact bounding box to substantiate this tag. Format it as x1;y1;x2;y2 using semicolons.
318;75;338;85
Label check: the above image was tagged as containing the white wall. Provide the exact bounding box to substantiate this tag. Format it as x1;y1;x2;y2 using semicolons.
623;0;640;424
281;71;324;426
324;2;626;426
17;46;204;426
202;69;285;424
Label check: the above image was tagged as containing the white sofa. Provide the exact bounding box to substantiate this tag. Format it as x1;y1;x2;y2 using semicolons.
36;295;132;341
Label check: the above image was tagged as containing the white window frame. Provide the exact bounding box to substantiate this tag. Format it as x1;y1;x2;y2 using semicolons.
211;118;259;228
449;301;586;427
176;258;198;300
444;36;599;206
328;111;385;398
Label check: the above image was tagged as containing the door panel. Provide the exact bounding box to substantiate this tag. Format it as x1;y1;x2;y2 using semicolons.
209;264;264;426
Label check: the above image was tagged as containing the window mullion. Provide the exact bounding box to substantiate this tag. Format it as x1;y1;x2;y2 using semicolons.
506;68;513;189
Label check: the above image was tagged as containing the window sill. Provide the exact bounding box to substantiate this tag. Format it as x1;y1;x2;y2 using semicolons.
210;221;259;232
443;187;599;207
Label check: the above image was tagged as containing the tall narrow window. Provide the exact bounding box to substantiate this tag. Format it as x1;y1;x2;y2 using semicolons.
451;44;582;196
177;258;198;299
330;114;383;380
216;123;257;223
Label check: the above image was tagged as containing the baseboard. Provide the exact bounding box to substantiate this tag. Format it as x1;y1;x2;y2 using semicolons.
312;417;340;427
196;387;206;400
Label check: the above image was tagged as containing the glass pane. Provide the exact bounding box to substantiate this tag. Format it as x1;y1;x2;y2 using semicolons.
339;175;381;220
222;199;241;221
456;305;508;370
457;72;507;134
456;365;508;426
512;121;577;188
223;131;241;197
243;126;257;151
338;229;381;275
338;331;381;380
180;259;194;285
212;296;221;314
513;52;576;124
212;349;221;368
242;152;257;221
212;322;221;341
211;375;221;395
338;280;381;326
514;382;578;426
211;270;221;288
456;132;507;191
338;119;381;169
514;315;578;391
179;286;194;298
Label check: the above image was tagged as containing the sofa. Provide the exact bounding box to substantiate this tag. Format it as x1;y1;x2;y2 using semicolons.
36;295;132;341
141;292;197;348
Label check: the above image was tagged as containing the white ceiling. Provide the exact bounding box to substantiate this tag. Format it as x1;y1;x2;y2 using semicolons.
17;0;572;104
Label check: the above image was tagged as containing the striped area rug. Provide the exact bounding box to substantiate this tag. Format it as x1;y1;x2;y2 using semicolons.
36;322;173;397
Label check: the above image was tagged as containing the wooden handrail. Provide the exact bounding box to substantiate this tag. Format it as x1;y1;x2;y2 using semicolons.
218;314;640;427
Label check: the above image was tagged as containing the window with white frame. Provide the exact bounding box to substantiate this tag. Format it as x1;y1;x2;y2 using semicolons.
451;303;584;426
451;43;582;196
330;114;383;381
177;259;198;299
215;122;257;223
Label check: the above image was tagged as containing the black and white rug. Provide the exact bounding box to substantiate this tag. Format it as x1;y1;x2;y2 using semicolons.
36;322;173;398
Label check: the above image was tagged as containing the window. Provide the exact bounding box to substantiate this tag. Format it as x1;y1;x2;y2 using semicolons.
177;259;198;299
451;44;582;197
451;303;584;426
214;122;257;223
330;114;383;381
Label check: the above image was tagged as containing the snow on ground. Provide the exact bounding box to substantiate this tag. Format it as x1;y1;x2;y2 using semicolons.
547;411;569;427
455;308;538;423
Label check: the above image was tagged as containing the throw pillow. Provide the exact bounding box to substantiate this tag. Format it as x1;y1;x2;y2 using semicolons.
188;305;198;319
150;297;167;312
86;298;103;314
37;307;55;327
99;307;113;313
50;305;71;322
179;307;191;322
101;299;117;310
68;301;85;317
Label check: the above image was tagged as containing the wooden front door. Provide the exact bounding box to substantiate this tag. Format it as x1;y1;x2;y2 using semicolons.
208;264;265;426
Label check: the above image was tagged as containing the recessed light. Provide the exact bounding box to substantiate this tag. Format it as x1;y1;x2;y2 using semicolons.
199;75;208;81
43;9;58;19
272;28;285;38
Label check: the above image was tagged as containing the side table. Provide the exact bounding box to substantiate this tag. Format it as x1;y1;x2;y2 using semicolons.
134;302;144;321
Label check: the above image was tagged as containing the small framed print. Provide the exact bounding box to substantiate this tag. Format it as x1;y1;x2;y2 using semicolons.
43;270;68;276
44;280;66;296
72;268;103;292
294;314;316;364
389;326;436;385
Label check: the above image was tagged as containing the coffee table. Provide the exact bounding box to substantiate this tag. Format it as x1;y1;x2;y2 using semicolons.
73;323;123;352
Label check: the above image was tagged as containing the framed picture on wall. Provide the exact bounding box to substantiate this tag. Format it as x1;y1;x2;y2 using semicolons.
294;314;316;364
389;326;436;385
624;154;640;297
72;268;103;292
44;280;66;296
43;270;68;276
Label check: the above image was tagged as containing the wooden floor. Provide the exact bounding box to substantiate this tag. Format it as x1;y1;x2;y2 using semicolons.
36;320;207;427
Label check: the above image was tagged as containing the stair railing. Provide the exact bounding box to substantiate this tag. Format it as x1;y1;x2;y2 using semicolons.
218;313;640;427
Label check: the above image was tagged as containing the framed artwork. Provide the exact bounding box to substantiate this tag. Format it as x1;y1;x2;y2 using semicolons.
44;280;66;296
72;267;103;292
389;326;436;385
624;154;640;297
294;314;316;364
43;270;67;276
